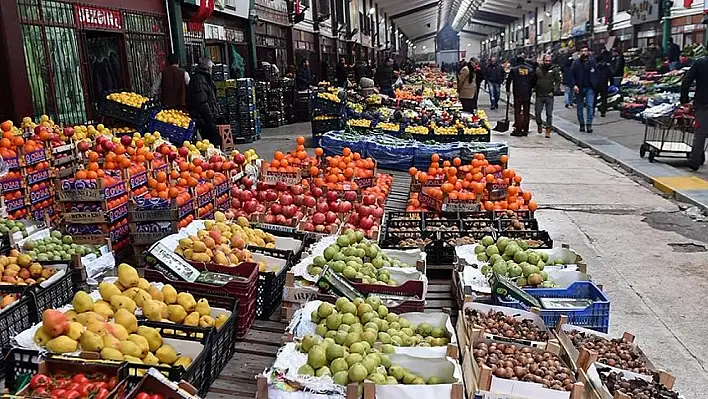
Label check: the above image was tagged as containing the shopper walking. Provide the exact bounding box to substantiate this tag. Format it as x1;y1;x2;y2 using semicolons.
668;38;681;71
506;56;535;136
295;59;311;90
680;57;708;171
485;56;505;110
534;54;561;138
376;58;395;97
471;58;485;110
642;43;661;71
570;46;598;133
611;48;625;88
336;58;348;88
561;55;574;108
458;60;477;113
595;50;613;117
150;53;190;109
187;57;220;146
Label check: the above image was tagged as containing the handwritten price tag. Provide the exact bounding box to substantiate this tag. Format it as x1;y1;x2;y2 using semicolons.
442;199;480;212
353;177;374;188
263;171;300;185
418;192;440;211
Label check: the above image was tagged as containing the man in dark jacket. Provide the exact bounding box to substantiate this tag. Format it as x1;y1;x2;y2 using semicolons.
485;56;505;110
595;50;613;117
336;58;348;87
151;53;190;109
534;54;561;138
295;59;311;90
472;58;485;110
187;57;220;146
506;56;535;136
668;38;681;71
680;57;708;171
376;58;395;97
642;43;660;71
562;56;574;108
569;46;598;133
354;61;368;84
611;48;625;88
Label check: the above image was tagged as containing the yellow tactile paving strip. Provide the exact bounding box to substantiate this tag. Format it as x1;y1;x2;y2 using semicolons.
653;176;708;194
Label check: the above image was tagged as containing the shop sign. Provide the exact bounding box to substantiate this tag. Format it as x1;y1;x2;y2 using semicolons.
204;23;226;40
75;5;122;30
629;0;660;24
226;28;245;42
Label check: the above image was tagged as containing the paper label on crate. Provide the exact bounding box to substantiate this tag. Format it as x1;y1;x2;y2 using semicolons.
6;197;26;211
104;183;126;199
27;168;51;185
108;202;129;222
32;205;55;220
216;181;229;195
148;242;200;282
353;177;374;188
1;178;23;192
4;156;20;169
24;149;47;165
64;212;105;223
423;177;445;187
29;187;52;204
283;285;318;303
263;171;300;185
197;191;215;208
442;199;480;212
52;143;74;154
59;189;103;202
110;224;130;242
129;171;148;189
418;192;440;211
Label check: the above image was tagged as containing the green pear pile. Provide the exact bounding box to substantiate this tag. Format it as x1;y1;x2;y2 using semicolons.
297;297;451;386
307;230;409;285
476;236;558;288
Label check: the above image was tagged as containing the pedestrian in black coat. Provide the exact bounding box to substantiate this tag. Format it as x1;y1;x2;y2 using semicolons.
187;57;220;146
295;59;311;90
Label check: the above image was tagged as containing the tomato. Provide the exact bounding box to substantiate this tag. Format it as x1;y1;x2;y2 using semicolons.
50;389;66;398
33;387;48;397
63;389;80;399
92;382;108;391
71;374;89;385
54;378;70;388
76;383;94;397
136;392;151;399
151;394;164;399
106;377;117;390
30;374;52;389
95;388;110;399
65;383;80;392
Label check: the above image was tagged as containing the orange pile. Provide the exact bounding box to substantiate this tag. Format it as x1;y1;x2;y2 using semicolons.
308;147;376;191
266;136;313;173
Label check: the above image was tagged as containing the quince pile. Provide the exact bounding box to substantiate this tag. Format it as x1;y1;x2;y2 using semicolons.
347;119;371;128
0;249;57;286
156;109;192;129
107;92;149;108
175;213;275;267
317;92;341;103
35;263;229;370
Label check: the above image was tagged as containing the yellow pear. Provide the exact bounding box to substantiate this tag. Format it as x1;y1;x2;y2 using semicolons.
161;285;177;304
87;320;107;336
117;263;139;288
114;308;138;333
75;312;105;326
64;309;78;322
142;300;162;322
93;302;114;319
173;356;192;369
199;315;215;328
119;340;143;358
34;327;52;346
72;291;93;313
80;330;104;352
177;293;196;312
167;305;187;323
184;312;199;327
195;298;211;316
156;344;178;364
122;287;141;300
100;347;124;361
103;334;121;350
147;285;164;302
137;326;162;352
123;355;143;364
133;290;152;307
158;302;169;318
46;336;78;354
105;322;129;341
98;282;121;301
215;314;228;330
110;295;136;313
128;334;149;358
137;278;151;291
143;352;159;365
66;322;84;341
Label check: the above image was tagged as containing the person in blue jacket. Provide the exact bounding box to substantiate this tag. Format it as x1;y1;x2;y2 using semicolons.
561;55;574;108
295;59;311;90
569;46;598;133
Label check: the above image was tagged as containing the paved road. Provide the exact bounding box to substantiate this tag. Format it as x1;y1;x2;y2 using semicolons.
243;93;708;396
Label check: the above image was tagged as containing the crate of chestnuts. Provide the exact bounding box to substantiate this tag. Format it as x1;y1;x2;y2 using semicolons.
459;301;560;352
462;340;585;399
576;347;679;399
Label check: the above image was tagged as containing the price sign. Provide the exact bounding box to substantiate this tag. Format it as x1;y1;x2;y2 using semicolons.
27;168;50;185
486;182;509;201
24;149;47;165
423;177;445;187
58;189;102;202
148;242;200;282
29;187;51;204
418;192;440;211
1;178;22;192
353;177;374;188
410;182;421;193
263;171;301;185
129;171;148;189
442;199;480;212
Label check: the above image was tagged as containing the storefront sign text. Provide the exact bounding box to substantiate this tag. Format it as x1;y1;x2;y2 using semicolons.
75;5;123;30
629;0;660;24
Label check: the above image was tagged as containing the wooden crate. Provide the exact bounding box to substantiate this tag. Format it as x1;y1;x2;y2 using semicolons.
280;271;319;322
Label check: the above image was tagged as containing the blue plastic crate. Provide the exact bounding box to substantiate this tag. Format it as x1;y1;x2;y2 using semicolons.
494;281;610;333
146;110;195;144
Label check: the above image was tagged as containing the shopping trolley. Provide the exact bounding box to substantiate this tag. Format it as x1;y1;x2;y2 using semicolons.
640;106;707;163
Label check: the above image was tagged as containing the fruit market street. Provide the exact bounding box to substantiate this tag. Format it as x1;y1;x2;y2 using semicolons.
244;93;708;396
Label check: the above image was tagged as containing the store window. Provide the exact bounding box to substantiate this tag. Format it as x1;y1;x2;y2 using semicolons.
598;0;606;18
617;0;631;12
206;43;227;63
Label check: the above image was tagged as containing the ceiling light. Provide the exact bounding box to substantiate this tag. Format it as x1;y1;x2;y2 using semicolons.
545;11;551;17
413;45;417;48
517;25;522;29
398;33;403;37
422;45;427;49
500;32;504;36
467;43;471;46
368;7;375;14
529;18;534;24
567;2;574;7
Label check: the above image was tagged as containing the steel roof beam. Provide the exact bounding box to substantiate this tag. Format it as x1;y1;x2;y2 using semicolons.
390;2;438;19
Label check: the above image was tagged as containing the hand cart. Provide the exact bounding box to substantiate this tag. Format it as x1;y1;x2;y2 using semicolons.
640;106;707;163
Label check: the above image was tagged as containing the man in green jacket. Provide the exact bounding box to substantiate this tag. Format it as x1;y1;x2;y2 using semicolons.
534;54;561;138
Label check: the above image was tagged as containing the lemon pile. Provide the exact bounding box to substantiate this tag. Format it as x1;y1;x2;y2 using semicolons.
156;109;192;129
347;119;371;128
405;126;428;134
318;92;341;103
107;92;150;108
376;122;399;131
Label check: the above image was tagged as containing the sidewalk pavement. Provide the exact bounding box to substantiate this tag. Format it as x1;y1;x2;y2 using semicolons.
492;92;708;213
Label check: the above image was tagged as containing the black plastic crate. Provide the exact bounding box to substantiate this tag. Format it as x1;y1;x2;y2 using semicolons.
458;211;495;220
313;96;344;114
30;268;79;317
2;346;41;392
499;230;553;248
460;218;499;231
422;212;460;221
312;117;345;134
438;230;491;248
493;209;535;220
385;218;423;232
0;291;38;382
386;212;423;221
98;95;156;127
498;218;539;231
380;230;435;250
251;246;293;319
422;218;461;231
